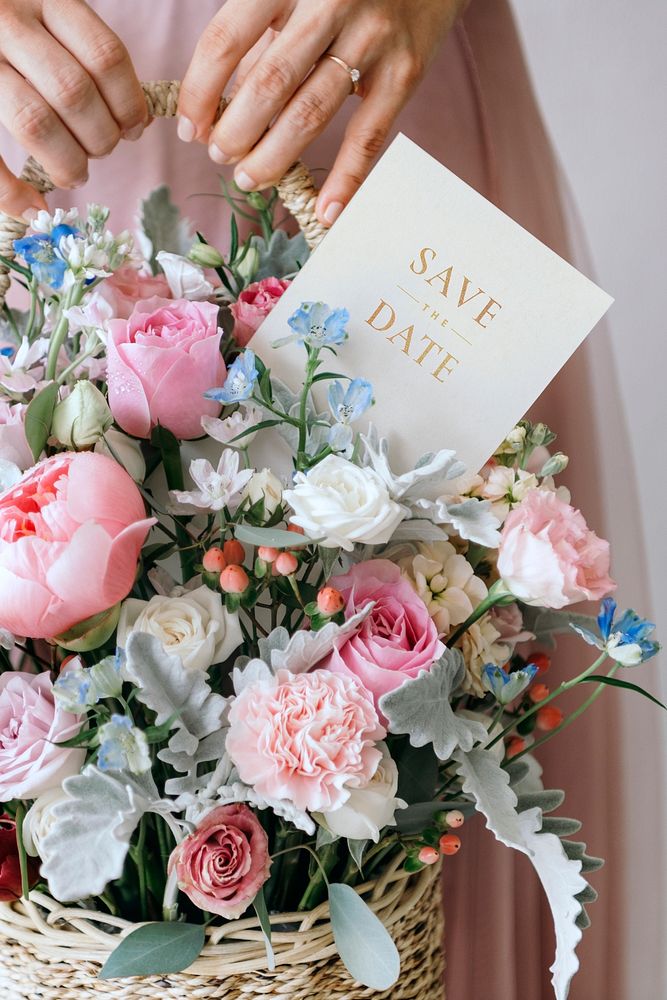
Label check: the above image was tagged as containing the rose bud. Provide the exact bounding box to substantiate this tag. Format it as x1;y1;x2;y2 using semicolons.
274;552;298;576
529;682;550;704
317;586;345;617
223;539;246;567
52;380;112;450
220;565;250;594
439;834;461;856
536;706;564;731
257;546;279;564
203;547;226;574
418;846;440;866
506;737;527;759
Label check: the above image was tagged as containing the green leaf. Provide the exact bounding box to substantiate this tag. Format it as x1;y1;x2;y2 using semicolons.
328;883;400;990
577;675;667;710
152;424;184;491
311;371;348;384
229;213;239;264
253;888;275;971
140;186;193;271
234;524;317;548
25;381;59;461
395;741;439;805
99;922;205;979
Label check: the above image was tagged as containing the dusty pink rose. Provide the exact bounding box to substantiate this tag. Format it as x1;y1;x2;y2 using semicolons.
98;266;171;319
227;669;385;813
168;804;270;918
319;560;446;718
0;401;32;470
497;489;615;609
0;672;84;799
231;277;290;347
0;452;154;639
107;297;225;440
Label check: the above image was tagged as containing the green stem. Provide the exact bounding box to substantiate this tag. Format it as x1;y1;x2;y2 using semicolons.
131;816;149;921
25;280;38;343
45;283;85;381
13;804;31;900
447;580;515;646
297;842;336;911
296;349;320;470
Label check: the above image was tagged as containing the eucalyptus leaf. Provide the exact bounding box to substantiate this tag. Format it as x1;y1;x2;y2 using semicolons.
140;186;193;270
234;524;318;548
25;381;59;461
99;922;205;979
328;883;400;990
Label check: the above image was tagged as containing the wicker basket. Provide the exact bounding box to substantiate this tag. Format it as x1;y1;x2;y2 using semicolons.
0;856;443;999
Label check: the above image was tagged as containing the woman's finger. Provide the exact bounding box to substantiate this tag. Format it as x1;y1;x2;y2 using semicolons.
178;0;283;144
0;154;48;222
0;62;90;191
208;10;345;166
44;0;148;140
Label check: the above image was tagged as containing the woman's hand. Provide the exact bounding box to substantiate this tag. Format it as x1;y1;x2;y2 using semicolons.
179;0;465;226
0;0;147;220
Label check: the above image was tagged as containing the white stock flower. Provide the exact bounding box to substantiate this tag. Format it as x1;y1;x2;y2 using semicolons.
202;402;263;447
243;468;283;518
457;614;510;698
284;454;404;550
31;208;81;235
23;787;70;859
317;744;407;843
477;466;539;521
170;450;254;512
399;541;488;637
117;585;242;672
156;251;215;300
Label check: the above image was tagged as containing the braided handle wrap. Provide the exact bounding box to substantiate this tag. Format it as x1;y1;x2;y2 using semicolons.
0;80;326;307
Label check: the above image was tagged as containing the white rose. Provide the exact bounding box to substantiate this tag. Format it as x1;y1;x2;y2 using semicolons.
156;251;215;301
117;586;242;672
95;427;146;482
316;744;407;843
284;455;404;551
23;787;70;859
243;468;283;518
456;709;505;764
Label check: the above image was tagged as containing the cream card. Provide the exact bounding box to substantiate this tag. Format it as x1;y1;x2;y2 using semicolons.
252;134;613;473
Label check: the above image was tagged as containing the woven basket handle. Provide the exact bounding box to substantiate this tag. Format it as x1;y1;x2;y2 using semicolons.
0;79;327;307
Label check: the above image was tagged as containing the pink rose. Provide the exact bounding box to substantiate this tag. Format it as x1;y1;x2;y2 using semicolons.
0;672;85;799
497;489;615;609
98;266;171;320
107;297;225;440
231;277;291;347
0;401;32;470
227;669;384;813
489;604;535;647
319;560;446;718
168;804;270;918
0;452;154;639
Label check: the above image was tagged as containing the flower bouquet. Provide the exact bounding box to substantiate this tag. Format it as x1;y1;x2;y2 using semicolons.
0;169;660;1000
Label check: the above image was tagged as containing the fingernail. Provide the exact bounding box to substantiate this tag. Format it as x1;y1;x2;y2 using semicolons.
177;116;196;143
323;201;344;226
22;207;40;224
123;123;144;142
234;169;256;191
209;143;232;165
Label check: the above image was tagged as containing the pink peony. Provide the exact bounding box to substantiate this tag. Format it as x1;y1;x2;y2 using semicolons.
231;277;291;347
107;297;225;440
0;401;32;470
0;672;85;799
319;560;446;717
0;452;154;638
497;489;615;609
168;804;270;918
227;669;385;813
98;266;171;320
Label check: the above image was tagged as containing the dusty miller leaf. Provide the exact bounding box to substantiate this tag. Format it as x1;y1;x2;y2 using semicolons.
520;607;598;649
140;186;193;270
251;230;310;281
379;649;488;758
268;602;374;674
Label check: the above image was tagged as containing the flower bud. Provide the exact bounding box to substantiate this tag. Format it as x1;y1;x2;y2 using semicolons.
317;586;345;616
223;540;246;567
243;469;283;520
220;564;250;594
258;546;279;563
94;427;146;482
274;551;298;576
536;705;564;731
529;682;550;704
203;547;227;574
445;810;465;829
506;737;526;759
188;240;225;269
52;380;112;449
418;846;439;866
288;523;305;535
439;833;461;856
527;651;551;675
540;452;570;477
236;246;260;284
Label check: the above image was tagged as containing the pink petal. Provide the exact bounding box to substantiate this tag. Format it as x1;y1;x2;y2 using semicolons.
106;324;152;438
0;565;58;638
99;518;155;606
148;352;221;440
65;453;146;530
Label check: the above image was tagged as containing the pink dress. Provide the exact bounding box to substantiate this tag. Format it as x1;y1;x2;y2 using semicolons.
1;2;654;996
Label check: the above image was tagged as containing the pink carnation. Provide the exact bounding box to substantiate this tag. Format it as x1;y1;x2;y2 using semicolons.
0;452;154;639
319;560;446;718
0;672;84;800
107;297;225;440
168;804;270;919
227;669;385;813
231;277;290;347
497;489;615;609
98;266;171;320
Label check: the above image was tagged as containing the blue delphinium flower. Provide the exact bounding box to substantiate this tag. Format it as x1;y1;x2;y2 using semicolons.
482;663;538;704
327;377;373;453
98;715;151;775
274;301;350;349
205;349;259;404
571;597;660;666
53;663;94;715
13;224;79;289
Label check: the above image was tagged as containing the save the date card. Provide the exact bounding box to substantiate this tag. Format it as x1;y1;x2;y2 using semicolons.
251;133;613;473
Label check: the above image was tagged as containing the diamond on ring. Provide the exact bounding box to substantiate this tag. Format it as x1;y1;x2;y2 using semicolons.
325;55;362;95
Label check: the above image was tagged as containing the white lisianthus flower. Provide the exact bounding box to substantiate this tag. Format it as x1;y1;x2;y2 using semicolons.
23;787;70;859
316;744;407;843
95;427;146;483
243;468;283;518
284;455;404;551
457;613;510;698
399;541;488;637
117;585;242;672
202;402;263;447
156;251;215;301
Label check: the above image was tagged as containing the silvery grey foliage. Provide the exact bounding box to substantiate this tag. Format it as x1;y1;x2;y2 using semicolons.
139;186;193;269
379;649;489;759
412;496;501;547
250;229;310;281
263;377;330;456
361;425;465;501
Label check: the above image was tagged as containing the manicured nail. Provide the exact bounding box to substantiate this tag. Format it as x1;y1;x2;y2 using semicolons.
22;207;40;224
323;201;344;225
177;116;196;143
209;143;232;165
123;123;144;142
234;169;256;191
